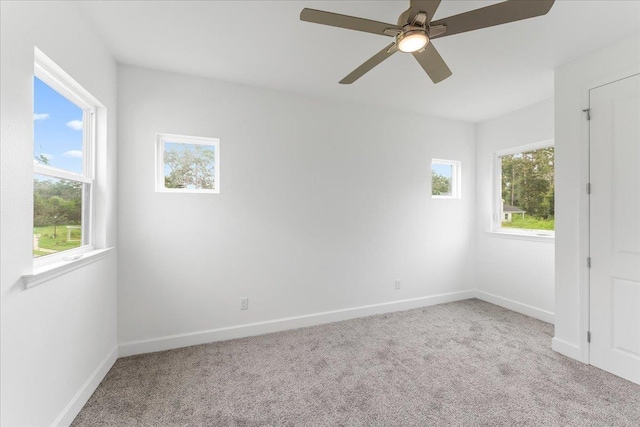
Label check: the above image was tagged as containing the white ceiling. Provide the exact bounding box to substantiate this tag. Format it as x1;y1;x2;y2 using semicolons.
77;0;640;123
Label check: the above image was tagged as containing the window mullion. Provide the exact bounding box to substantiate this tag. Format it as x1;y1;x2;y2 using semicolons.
34;164;91;184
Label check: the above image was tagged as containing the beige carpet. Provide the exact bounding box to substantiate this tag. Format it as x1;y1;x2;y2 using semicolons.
73;299;640;426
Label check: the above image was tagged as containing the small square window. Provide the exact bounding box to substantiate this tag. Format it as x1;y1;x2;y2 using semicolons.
156;134;220;193
432;159;461;199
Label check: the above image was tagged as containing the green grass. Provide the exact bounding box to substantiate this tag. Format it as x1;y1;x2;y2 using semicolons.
33;224;82;257
502;215;554;231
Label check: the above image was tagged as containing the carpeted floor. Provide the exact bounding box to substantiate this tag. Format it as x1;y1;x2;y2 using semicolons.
73;299;640;426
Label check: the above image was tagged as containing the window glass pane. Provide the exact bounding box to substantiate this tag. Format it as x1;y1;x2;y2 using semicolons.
33;76;84;174
164;142;217;190
432;163;453;196
33;174;84;258
500;147;554;231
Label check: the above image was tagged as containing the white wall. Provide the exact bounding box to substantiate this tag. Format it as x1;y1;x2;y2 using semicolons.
0;2;118;426
554;35;640;362
474;99;555;323
117;66;476;355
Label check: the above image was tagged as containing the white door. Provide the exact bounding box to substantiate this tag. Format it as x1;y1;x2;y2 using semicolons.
589;73;640;384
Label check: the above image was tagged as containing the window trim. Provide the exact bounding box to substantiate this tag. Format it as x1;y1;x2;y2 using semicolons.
431;158;461;199
32;49;99;268
155;133;221;194
23;248;114;290
492;139;555;237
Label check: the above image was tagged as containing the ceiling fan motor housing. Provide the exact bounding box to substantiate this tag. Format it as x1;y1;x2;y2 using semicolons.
396;26;429;53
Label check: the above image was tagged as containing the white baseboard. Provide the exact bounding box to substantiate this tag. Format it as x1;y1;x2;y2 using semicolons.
52;346;118;427
474;290;555;324
552;337;584;361
119;290;476;357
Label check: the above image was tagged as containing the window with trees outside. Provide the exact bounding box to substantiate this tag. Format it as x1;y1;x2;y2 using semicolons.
496;142;554;235
432;159;461;199
33;66;95;260
156;134;220;193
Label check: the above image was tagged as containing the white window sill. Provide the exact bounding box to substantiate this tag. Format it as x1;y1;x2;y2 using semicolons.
486;230;555;243
22;247;114;290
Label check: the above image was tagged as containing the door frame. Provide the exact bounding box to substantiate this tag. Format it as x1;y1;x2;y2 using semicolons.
581;66;640;365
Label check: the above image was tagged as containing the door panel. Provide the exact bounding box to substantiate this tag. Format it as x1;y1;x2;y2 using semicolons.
612;278;640;356
589;73;640;384
612;95;640;256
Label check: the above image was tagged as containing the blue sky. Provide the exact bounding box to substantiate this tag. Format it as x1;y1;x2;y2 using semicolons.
33;77;84;174
432;163;452;178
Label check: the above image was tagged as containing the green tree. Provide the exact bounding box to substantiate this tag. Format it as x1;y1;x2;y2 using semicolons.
33;178;82;227
432;172;451;195
35;154;50;165
501;147;554;219
164;144;216;189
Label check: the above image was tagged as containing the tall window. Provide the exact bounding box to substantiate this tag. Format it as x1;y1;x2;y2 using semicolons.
33;61;95;260
495;142;554;235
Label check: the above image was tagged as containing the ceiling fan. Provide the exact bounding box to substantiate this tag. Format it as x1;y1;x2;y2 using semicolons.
300;0;555;84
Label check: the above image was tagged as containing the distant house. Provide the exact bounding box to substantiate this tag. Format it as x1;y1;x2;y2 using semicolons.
502;201;526;222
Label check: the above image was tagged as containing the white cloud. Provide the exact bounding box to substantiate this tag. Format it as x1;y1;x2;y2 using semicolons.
66;120;83;130
33;113;50;121
63;150;83;158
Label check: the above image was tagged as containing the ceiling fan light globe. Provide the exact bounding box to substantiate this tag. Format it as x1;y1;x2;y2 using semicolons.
397;31;428;53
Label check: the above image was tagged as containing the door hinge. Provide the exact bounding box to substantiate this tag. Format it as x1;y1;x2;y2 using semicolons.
582;108;591;120
587;257;592;268
586;183;591;194
587;331;591;343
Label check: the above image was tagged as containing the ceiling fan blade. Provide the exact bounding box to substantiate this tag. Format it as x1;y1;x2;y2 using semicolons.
340;43;398;84
412;43;452;84
430;0;555;39
409;0;442;24
397;0;441;26
300;8;400;37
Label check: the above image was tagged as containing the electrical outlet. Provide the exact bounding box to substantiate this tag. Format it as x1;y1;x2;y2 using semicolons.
240;297;249;310
395;280;401;290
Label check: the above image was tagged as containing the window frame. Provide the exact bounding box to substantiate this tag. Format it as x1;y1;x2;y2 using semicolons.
32;57;97;268
155;133;221;194
492;139;555;238
431;159;461;199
